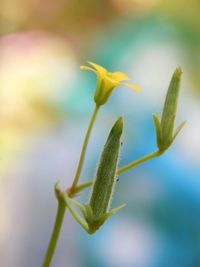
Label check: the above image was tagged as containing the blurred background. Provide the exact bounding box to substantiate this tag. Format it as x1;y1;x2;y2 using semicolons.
1;0;200;266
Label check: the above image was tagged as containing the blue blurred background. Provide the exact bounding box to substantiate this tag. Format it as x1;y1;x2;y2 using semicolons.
0;1;200;267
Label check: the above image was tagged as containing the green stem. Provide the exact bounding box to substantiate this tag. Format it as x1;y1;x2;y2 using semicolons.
42;105;99;267
117;150;163;174
74;179;94;194
42;200;66;267
73;150;164;194
70;105;99;191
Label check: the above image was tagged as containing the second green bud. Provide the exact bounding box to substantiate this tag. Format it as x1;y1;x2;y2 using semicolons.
84;117;124;232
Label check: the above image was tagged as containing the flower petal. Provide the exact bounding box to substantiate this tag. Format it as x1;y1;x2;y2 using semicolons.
122;82;141;92
80;65;96;73
111;72;129;82
106;76;119;86
87;61;107;77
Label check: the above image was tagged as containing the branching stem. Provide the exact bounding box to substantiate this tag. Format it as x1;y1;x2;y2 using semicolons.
72;150;164;194
42;105;99;267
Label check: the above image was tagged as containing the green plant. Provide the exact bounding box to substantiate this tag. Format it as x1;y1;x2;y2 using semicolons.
42;62;185;267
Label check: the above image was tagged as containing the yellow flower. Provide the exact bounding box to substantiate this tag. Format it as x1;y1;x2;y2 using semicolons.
80;61;141;106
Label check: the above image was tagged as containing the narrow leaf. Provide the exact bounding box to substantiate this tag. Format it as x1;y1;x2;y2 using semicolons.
171;121;186;143
152;113;162;148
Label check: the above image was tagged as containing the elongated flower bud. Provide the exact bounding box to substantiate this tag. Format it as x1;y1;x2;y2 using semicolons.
89;117;123;219
161;68;181;142
62;118;124;234
153;67;185;151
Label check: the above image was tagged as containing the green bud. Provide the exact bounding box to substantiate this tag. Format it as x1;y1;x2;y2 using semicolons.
153;67;185;151
85;117;125;232
161;68;182;142
94;78;115;106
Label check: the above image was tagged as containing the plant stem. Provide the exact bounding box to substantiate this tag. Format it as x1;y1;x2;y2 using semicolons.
73;179;94;194
42;200;65;267
42;105;100;267
117;150;163;174
73;150;164;194
70;104;99;192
